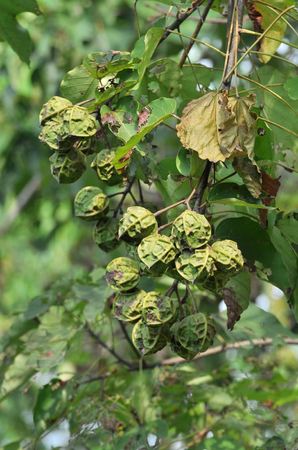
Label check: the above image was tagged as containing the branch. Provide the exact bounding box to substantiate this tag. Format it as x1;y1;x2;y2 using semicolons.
159;0;207;45
0;175;41;236
86;324;134;368
179;0;214;67
113;177;136;217
221;0;244;89
193;161;212;212
161;337;298;367
118;320;141;360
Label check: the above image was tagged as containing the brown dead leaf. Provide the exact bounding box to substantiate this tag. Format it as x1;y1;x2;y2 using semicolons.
177;92;256;163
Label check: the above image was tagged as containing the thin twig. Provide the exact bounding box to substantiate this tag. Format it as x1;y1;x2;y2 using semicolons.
179;0;214;67
113;177;136;217
159;0;206;45
86;324;134;368
118;320;141;360
193;161;212;212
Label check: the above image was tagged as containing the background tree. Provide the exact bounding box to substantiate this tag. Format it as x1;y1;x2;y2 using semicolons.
0;0;298;448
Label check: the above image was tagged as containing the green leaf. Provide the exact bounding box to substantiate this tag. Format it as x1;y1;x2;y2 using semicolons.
176;148;205;178
113;97;176;169
60;64;98;103
0;0;41;64
284;76;298;100
208;182;268;209
131;27;164;87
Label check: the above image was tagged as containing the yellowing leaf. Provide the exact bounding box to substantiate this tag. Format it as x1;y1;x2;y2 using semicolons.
247;0;295;64
176;92;256;163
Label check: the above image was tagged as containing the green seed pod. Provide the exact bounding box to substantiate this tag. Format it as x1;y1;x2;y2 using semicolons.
49;150;86;184
39;96;72;125
106;257;140;292
74;186;109;221
119;206;158;244
39;116;67;150
170;325;197;360
93;218;119;252
211;240;244;273
112;290;145;322
137;234;176;273
142;291;177;326
62;106;97;138
91;149;121;185
175;248;215;283
202;272;230;293
172;313;216;355
132;320;167;355
171;210;211;249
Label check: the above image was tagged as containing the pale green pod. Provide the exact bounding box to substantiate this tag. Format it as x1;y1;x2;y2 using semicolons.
112;290;145;322
74;186;109;221
91;149;121;184
119;206;158;243
171;210;211;249
142;291;177;326
49;150;86;184
170;323;197;360
39;96;72;125
132;320;167;355
137;234;177;273
172;313;216;354
175;248;215;283
106;257;140;292
62;105;97;138
93;218;119;252
211;239;244;273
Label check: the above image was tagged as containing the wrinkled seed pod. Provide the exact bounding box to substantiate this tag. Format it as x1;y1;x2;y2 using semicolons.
211;239;244;273
112;290;145;322
119;206;158;243
74;186;109;221
39;96;72;125
93;218;119;252
137;234;176;273
173;313;216;353
63;106;97;138
91;149;121;184
49;150;86;184
39;116;67;150
171;210;211;249
132;320;167;355
142;291;177;326
106;257;140;292
170;325;197;360
202;272;230;293
175;248;215;283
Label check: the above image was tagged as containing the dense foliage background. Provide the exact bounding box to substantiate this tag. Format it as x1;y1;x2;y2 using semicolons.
0;0;298;448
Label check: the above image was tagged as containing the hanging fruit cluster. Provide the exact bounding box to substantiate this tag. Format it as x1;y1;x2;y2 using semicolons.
105;207;244;358
39;93;245;360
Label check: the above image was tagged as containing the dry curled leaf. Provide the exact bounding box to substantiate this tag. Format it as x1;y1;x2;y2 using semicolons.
176;92;256;163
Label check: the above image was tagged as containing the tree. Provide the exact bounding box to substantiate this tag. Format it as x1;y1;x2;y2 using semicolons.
1;0;298;448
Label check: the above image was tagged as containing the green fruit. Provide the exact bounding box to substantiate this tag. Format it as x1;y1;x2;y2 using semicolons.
211;239;244;273
137;234;176;274
142;291;177;326
39;96;72;125
91;149;121;184
171;210;211;249
132;320;167;355
106;257;140;292
74;186;109;221
93;218;119;252
112;290;145;322
49;150;86;184
175;247;215;283
119;206;158;243
171;313;216;354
